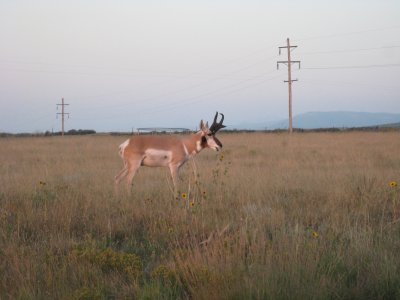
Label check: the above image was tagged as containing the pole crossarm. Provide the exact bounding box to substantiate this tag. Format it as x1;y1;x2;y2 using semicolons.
279;45;297;55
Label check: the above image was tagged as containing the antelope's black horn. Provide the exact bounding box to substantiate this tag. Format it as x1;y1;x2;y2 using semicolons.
209;111;226;134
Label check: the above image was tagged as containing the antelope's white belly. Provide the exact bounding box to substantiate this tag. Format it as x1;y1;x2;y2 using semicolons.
142;149;172;167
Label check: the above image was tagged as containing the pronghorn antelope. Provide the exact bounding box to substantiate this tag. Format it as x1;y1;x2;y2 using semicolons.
115;112;226;191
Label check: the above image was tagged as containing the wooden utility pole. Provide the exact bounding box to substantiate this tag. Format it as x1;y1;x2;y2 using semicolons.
56;97;69;136
277;38;300;133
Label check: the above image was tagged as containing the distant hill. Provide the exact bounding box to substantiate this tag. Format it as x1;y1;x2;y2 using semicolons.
269;111;400;129
378;122;400;128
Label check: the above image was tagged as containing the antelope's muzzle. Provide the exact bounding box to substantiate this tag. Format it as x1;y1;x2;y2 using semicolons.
214;136;223;148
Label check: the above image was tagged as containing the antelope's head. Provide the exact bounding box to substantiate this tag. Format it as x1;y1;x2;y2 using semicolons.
199;112;226;152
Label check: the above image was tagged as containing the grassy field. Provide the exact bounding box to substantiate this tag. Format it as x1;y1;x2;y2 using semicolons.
1;132;400;299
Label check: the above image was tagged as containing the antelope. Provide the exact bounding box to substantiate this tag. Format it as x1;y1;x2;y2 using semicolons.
115;112;226;192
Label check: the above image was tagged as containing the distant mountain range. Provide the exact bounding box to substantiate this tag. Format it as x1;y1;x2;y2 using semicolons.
233;111;400;130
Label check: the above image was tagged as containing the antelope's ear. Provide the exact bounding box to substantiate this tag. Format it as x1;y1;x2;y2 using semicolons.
199;120;205;131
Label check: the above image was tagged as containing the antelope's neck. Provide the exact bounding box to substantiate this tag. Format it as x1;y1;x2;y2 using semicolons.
182;132;203;156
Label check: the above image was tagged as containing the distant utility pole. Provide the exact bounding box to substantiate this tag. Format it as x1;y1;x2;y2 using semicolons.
277;38;301;133
56;97;69;136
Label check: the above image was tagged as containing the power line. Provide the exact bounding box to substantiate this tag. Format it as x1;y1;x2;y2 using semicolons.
0;45;278;79
298;78;399;90
299;45;400;56
303;63;400;70
73;56;279;114
143;74;281;116
294;25;400;42
71;72;281;122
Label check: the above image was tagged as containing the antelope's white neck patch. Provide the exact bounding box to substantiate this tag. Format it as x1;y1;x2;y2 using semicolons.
196;140;202;152
183;143;189;156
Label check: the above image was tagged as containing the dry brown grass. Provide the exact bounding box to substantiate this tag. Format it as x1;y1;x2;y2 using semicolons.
1;132;400;299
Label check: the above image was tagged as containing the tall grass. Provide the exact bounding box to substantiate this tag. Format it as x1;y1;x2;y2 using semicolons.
1;132;399;299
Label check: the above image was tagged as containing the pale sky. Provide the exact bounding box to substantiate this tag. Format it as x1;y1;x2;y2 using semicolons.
1;0;399;132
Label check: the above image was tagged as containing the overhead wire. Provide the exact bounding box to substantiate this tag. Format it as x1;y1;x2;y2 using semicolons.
292;27;400;95
303;63;400;70
72;53;280;114
0;113;55;130
70;71;281;121
135;73;282;117
298;45;400;56
293;25;400;42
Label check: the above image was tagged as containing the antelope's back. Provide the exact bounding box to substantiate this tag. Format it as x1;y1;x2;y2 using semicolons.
121;135;184;155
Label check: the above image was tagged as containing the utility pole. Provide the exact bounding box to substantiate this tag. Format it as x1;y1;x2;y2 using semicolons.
56;97;69;136
277;38;300;133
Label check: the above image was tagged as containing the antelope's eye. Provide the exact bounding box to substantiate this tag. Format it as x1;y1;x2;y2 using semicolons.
207;133;213;136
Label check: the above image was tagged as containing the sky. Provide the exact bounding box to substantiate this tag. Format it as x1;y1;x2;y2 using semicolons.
1;0;399;132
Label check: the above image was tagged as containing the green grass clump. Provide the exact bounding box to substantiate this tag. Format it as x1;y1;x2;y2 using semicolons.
73;247;142;280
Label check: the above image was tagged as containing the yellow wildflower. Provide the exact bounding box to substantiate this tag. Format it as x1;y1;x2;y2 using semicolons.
311;231;319;239
181;193;187;199
389;181;398;188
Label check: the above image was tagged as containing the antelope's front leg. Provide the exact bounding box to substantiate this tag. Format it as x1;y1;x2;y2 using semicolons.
168;163;180;190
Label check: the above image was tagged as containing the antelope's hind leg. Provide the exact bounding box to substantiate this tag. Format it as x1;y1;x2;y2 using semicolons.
115;161;129;184
114;161;129;195
125;157;143;193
